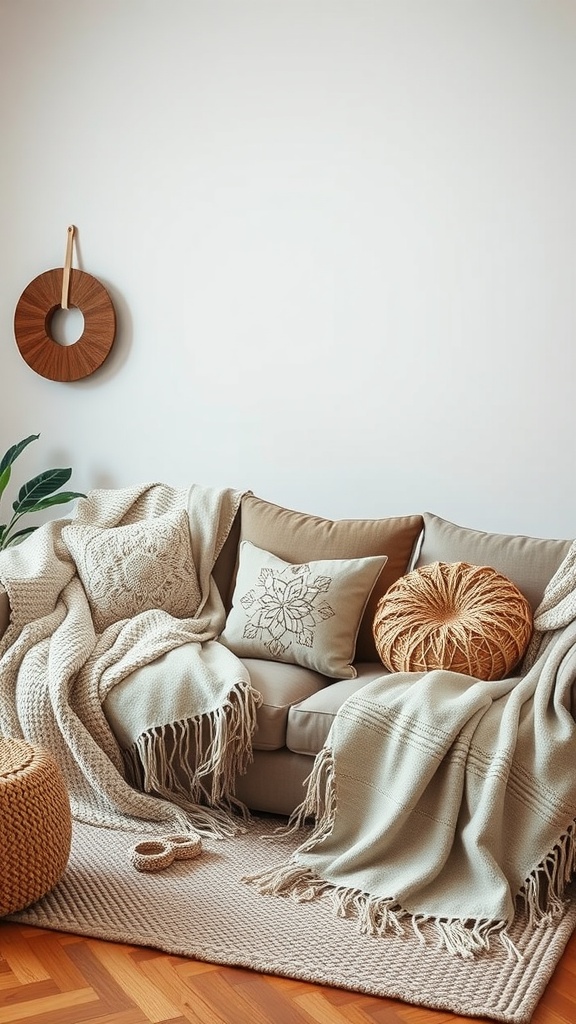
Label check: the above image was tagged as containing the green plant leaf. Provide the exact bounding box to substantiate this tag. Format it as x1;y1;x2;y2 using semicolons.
2;526;37;549
13;468;73;512
0;436;83;551
21;490;86;514
0;464;10;503
0;434;40;476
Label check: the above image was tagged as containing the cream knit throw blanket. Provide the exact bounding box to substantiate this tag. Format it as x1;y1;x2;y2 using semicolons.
248;542;576;957
0;482;260;837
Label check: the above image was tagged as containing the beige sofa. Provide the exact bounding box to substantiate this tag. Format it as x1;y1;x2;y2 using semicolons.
0;493;571;818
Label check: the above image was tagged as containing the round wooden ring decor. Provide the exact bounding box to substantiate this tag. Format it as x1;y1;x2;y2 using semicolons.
14;267;116;382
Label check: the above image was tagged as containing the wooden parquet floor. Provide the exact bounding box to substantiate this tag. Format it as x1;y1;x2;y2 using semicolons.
0;921;575;1024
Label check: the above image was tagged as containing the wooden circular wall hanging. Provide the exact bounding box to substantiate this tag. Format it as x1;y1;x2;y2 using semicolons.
14;226;116;382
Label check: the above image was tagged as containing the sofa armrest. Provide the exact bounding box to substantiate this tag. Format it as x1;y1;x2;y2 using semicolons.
0;586;10;640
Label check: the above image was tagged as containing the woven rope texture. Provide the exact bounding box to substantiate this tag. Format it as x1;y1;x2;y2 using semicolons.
0;738;72;915
373;561;533;681
130;833;202;872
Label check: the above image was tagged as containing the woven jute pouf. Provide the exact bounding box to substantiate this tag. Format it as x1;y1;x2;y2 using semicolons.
0;738;72;915
373;561;534;681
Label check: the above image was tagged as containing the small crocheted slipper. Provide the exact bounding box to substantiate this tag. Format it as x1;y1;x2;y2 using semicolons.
131;840;177;873
161;834;202;861
130;834;203;873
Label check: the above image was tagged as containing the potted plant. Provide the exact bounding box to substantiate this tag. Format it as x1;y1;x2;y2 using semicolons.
0;434;85;551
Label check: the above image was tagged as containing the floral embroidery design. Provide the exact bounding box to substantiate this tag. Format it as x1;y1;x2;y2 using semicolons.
240;562;335;657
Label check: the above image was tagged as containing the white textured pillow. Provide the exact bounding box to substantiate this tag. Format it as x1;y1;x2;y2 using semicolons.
219;541;387;679
62;509;200;632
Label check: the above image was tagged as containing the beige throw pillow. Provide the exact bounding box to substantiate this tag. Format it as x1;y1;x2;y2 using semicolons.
220;541;387;679
62;509;200;632
237;494;423;662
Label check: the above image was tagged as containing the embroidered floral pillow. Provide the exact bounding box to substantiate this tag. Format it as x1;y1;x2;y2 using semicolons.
219;541;387;679
62;509;200;632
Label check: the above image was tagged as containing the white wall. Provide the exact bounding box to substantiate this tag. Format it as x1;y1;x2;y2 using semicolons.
1;0;575;537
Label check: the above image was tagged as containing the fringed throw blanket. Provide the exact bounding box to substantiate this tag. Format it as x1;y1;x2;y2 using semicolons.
248;542;576;957
0;482;261;837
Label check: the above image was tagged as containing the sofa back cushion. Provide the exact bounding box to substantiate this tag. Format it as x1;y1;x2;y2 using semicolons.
212;506;241;605
236;495;423;662
415;513;572;612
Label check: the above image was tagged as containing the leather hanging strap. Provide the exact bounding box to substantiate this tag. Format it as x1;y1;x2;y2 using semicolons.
61;225;75;309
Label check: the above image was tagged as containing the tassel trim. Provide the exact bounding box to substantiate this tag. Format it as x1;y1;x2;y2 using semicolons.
123;681;261;837
518;819;576;927
245;744;576;960
276;744;337;846
243;862;520;959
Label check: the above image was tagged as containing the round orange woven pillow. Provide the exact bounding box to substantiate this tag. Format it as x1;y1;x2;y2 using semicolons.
373;561;533;681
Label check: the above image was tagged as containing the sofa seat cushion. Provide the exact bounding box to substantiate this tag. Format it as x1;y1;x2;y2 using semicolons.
236;494;423;663
416;513;571;612
286;663;390;757
241;657;330;751
103;648;330;755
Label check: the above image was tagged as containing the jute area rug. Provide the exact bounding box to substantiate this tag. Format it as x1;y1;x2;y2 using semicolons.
9;814;576;1024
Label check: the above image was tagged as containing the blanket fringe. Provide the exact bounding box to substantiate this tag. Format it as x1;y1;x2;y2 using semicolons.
246;747;576;960
243;861;522;960
276;745;337;848
518;819;576;927
123;681;260;837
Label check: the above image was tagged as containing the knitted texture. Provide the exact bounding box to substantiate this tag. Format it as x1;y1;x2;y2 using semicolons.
62;509;201;632
0;738;71;915
523;540;576;670
10;815;576;1024
130;833;202;872
373;561;533;681
0;483;258;838
247;541;576;960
